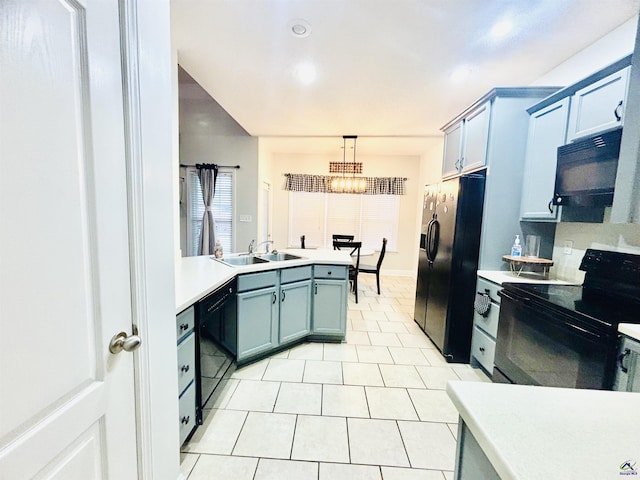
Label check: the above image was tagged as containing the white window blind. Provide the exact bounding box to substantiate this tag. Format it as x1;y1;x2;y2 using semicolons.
289;192;398;251
186;168;234;256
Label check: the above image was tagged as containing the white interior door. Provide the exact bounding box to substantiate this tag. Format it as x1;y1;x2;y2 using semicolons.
0;1;138;479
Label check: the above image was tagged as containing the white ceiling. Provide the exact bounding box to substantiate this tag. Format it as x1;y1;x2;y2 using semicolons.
171;0;640;155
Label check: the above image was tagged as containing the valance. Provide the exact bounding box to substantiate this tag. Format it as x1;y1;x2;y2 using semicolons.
284;174;406;195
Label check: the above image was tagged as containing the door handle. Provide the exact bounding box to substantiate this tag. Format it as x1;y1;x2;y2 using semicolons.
272;292;277;304
614;100;623;121
109;330;142;354
618;348;631;374
281;290;286;302
548;200;554;214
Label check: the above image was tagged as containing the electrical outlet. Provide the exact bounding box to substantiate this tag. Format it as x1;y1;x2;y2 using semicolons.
239;214;252;222
563;240;573;255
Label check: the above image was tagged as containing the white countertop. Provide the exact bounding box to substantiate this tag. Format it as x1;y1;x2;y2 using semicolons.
175;248;352;313
619;323;640;342
447;381;640;480
477;270;574;286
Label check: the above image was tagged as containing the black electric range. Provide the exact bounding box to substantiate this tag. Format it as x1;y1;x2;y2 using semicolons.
493;249;640;390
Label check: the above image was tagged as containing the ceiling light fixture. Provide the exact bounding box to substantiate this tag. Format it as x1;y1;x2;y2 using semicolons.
289;19;312;38
331;136;367;194
490;19;513;39
294;62;317;85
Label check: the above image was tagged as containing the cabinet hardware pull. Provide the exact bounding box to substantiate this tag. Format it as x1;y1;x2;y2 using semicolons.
614;100;623;121
181;416;190;424
479;347;485;353
547;200;554;214
180;323;189;331
181;365;190;372
328;271;332;275
315;284;318;295
272;292;277;304
618;348;631;373
282;291;286;302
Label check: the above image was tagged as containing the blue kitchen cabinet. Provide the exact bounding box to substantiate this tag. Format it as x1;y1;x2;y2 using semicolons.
279;279;312;344
566;66;629;142
311;265;347;336
520;98;569;221
442;101;491;178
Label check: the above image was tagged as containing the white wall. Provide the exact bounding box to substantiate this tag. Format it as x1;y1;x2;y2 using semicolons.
530;16;640;282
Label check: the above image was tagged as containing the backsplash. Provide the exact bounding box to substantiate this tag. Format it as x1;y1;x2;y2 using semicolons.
551;211;640;283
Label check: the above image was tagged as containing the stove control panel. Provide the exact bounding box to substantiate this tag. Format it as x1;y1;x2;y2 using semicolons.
580;249;640;283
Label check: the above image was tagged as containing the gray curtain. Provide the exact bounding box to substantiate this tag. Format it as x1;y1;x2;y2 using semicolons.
197;164;218;255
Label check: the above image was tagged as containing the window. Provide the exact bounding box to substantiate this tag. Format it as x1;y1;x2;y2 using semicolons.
288;192;398;250
186;168;234;256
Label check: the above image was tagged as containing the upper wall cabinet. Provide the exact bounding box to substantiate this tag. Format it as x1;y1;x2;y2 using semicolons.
520;98;569;221
566;66;630;142
442;102;491;178
520;55;632;223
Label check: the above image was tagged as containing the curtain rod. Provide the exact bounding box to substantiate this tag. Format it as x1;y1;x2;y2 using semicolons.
179;164;240;169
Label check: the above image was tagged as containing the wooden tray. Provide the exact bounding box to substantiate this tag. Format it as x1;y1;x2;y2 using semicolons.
502;255;553;277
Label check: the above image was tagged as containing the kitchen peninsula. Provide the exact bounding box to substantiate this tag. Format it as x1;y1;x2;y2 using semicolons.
447;381;640;480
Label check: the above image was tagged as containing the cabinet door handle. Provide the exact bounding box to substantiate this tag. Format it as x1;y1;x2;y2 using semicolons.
181;365;190;373
614;100;623;121
180;323;189;331
548;200;554;214
315;283;318;295
181;415;190;425
281;290;286;302
479;346;485;353
618;348;631;374
272;292;277;304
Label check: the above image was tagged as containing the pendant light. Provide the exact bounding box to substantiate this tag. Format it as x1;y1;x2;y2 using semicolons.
331;136;367;193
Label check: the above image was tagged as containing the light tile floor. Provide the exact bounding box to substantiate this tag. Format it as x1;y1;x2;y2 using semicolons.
181;274;489;480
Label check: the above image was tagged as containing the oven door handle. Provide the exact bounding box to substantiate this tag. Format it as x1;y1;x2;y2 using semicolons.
563;321;602;340
497;290;531;304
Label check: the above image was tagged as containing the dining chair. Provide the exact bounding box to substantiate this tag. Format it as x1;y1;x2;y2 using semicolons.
333;240;361;303
332;234;354;242
358;238;387;294
300;235;306;249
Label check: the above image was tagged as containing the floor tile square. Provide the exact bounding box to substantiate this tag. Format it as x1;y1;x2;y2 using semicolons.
415;366;460;390
347;310;364;320
262;358;306;382
385;312;414;322
368;332;402;347
397;333;436;348
380;466;445;480
361;310;389;321
179;453;199;478
342;362;384;386
206;378;240;409
379;364;425;388
274;382;322;415
319;462;381;480
356;345;394;364
229;359;269;380
291;415;349;463
322;384;369;418
348;418;410;467
388;347;430;366
323;343;358;362
452;365;491;382
352;319;381;332
443;471;454;480
303;360;343;384
254;459;318;480
226;380;280;412
398;421;456;470
288;342;324;360
346;330;371;345
369;303;396;312
421;349;449;366
407;389;459;423
188;454;257;480
365;386;418;420
182;409;247;454
378;322;409;333
233;412;296;459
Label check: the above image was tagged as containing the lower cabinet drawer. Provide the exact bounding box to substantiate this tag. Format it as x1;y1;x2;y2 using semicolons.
314;265;347;280
176;306;194;342
473;302;500;339
471;326;496;374
238;270;278;292
178;382;196;445
177;332;195;395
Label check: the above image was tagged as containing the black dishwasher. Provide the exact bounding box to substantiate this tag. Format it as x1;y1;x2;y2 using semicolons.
196;277;237;424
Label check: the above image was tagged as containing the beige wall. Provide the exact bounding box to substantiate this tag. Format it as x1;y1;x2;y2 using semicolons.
263;146;442;275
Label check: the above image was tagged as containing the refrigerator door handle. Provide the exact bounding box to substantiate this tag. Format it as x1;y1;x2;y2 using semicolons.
426;219;440;262
425;219;434;262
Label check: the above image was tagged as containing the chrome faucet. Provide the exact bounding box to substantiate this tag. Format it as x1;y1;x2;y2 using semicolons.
257;240;274;254
248;239;255;255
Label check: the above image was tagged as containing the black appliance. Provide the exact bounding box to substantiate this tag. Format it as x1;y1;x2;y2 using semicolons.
195;277;237;424
553;127;622;208
494;249;640;390
414;173;486;362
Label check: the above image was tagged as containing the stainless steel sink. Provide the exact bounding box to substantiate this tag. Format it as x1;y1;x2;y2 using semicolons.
257;252;302;262
216;255;270;267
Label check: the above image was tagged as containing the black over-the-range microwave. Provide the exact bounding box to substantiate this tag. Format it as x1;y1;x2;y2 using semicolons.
553;127;622;207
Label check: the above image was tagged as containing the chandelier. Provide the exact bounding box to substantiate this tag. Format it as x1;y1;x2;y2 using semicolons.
330;135;367;193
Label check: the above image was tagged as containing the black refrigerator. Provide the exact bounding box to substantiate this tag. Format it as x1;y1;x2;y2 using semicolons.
414;172;485;363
